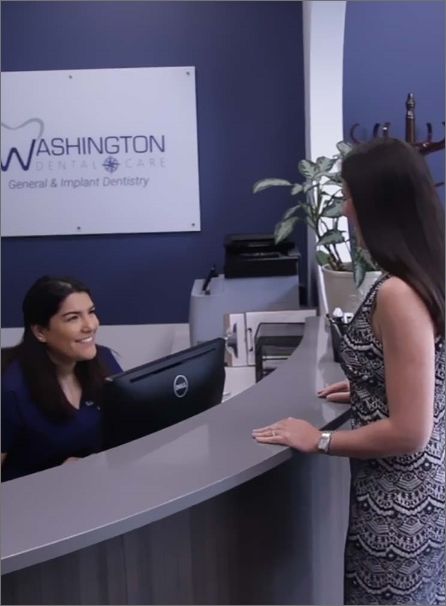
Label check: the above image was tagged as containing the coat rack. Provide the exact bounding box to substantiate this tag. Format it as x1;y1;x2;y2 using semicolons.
349;93;444;187
349;93;445;156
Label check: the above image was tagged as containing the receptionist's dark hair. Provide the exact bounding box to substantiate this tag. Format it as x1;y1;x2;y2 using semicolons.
341;137;445;336
2;276;110;420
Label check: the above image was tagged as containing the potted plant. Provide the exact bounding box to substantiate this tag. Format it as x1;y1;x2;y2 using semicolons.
253;141;381;313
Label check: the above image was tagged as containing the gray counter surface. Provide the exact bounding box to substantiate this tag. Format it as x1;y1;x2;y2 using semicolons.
1;317;349;574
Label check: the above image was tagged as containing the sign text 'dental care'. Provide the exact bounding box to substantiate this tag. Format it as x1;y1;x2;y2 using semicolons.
1;67;200;236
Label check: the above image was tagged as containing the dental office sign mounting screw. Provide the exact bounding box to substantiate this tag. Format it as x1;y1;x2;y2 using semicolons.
1;67;201;236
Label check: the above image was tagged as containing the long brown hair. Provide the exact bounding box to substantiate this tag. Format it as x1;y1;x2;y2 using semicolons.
341;138;445;337
2;276;111;421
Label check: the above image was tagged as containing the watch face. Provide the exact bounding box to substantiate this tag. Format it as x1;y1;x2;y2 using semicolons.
318;433;330;452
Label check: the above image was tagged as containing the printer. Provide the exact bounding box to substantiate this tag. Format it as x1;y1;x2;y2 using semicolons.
223;233;299;278
189;234;302;346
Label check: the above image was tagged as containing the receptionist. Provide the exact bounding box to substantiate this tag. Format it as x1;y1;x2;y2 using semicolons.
1;275;121;481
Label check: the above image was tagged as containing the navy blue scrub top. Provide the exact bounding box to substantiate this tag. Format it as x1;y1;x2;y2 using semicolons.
1;346;122;482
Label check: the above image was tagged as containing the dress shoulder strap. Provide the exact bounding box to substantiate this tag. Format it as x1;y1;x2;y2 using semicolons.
357;272;390;318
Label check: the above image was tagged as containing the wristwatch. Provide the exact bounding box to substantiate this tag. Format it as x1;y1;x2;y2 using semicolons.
317;431;332;454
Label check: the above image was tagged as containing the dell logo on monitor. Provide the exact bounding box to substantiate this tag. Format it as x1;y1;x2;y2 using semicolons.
173;374;189;398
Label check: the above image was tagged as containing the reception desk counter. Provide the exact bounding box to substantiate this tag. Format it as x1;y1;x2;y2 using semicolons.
1;317;351;605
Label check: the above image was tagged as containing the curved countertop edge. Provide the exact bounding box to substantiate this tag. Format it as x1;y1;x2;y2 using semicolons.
1;316;349;574
3;451;293;575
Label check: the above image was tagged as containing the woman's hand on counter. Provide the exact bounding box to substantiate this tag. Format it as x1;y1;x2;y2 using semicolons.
252;418;320;454
317;380;350;403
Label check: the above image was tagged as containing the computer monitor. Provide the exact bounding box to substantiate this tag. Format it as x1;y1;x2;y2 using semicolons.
103;337;226;448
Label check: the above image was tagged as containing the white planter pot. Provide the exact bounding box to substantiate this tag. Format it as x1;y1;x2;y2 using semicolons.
322;264;382;314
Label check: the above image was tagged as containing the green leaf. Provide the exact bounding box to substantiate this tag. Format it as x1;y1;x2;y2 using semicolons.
315;250;331;266
322;177;342;187
274;217;298;242
298;159;317;179
336;141;352;157
290;183;303;195
315;157;337;174
282;205;300;220
318;229;346;247
315;171;339;182
352;248;380;287
321;169;342;184
322;198;344;218
353;257;366;288
355;247;380;271
253;178;292;194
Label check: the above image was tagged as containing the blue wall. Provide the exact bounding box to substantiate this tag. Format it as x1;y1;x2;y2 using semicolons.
343;1;445;198
1;1;306;327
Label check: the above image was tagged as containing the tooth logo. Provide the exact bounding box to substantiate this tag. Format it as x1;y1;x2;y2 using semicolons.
1;118;44;172
173;374;189;398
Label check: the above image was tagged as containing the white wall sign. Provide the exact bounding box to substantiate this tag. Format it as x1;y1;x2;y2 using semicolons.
1;66;201;236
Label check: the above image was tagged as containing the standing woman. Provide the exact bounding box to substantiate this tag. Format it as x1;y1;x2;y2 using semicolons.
253;138;445;605
1;276;122;481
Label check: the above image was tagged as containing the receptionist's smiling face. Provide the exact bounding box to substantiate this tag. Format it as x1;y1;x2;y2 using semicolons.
33;292;99;365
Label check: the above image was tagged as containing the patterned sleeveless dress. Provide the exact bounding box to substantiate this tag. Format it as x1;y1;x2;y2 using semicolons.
338;274;445;605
